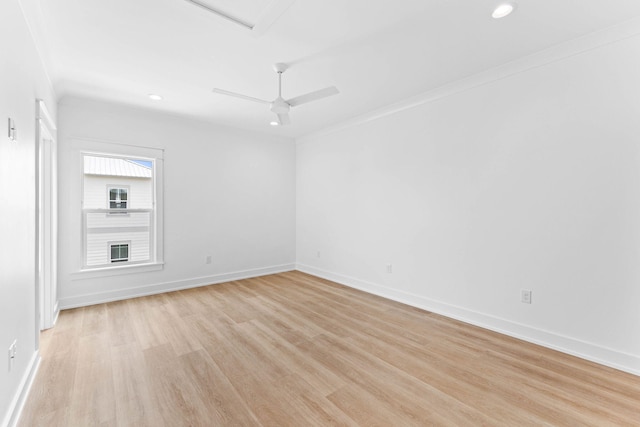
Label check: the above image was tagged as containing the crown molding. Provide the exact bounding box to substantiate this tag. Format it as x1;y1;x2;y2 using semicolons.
298;16;640;144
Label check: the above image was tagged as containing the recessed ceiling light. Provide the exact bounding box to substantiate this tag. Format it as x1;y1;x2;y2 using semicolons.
492;3;515;19
270;121;279;126
148;94;163;101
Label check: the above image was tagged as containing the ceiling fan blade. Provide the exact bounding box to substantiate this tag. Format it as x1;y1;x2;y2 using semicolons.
287;86;339;107
212;88;271;105
277;113;291;125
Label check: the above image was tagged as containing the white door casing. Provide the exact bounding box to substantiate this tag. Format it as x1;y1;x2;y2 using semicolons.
36;99;58;331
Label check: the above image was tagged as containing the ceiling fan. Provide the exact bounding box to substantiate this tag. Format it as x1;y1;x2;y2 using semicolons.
212;63;339;126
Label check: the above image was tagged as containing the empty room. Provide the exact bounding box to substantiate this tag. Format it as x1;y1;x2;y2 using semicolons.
2;0;640;425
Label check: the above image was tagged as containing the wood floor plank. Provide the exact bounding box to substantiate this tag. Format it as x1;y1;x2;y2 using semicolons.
18;271;640;426
129;303;169;350
300;334;499;426
276;373;358;427
106;300;138;348
68;332;116;426
239;320;347;396
179;349;262;426
142;343;211;427
111;342;161;427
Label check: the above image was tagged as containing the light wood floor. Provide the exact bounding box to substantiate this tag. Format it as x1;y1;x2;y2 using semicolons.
19;271;640;426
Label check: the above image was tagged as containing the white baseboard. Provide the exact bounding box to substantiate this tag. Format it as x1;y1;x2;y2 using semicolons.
2;351;41;427
58;263;296;309
296;263;640;377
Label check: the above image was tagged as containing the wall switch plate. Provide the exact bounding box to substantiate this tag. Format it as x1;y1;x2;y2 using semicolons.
8;118;17;141
8;340;16;372
205;255;212;264
521;289;532;304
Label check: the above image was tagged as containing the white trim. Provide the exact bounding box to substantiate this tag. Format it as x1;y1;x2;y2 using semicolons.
75;139;164;273
70;138;165;160
52;302;60;326
72;262;164;279
2;351;41;427
59;263;296;309
36;99;57;332
37;100;56;132
295;264;640;377
298;16;640;143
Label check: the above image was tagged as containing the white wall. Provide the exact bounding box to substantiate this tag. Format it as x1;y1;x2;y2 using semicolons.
0;0;57;425
296;29;640;375
57;98;296;307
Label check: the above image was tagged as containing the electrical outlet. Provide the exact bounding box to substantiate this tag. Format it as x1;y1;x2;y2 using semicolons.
386;264;393;274
521;290;532;304
205;255;212;264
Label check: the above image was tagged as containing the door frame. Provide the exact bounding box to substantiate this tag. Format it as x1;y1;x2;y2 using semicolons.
36;99;58;333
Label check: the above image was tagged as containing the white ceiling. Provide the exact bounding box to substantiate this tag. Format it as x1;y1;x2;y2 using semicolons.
21;0;640;138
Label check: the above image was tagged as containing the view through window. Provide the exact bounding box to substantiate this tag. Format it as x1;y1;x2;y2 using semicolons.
82;154;155;267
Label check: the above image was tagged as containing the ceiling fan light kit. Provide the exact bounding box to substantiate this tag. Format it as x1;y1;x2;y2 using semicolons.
213;63;339;126
492;3;516;19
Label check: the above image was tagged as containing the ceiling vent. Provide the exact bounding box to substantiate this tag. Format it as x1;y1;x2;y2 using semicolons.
183;0;295;35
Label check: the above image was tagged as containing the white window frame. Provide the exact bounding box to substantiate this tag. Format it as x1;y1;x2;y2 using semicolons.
72;138;164;278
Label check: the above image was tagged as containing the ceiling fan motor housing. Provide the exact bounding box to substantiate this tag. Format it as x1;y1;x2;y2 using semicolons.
270;97;290;114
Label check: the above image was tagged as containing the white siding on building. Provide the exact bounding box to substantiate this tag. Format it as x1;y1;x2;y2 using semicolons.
83;155;154;266
86;232;150;266
83;175;152;209
85;211;151;229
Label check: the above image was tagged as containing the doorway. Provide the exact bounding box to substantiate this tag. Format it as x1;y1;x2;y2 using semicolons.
36;99;58;332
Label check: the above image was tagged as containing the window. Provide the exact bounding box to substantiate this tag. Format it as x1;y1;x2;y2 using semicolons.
109;187;128;209
80;146;163;271
110;243;129;263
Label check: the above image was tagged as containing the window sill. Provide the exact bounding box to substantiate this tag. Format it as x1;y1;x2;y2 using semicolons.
72;262;164;280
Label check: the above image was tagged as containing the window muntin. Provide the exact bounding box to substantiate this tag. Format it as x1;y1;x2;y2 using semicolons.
109;187;128;209
110;243;129;263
